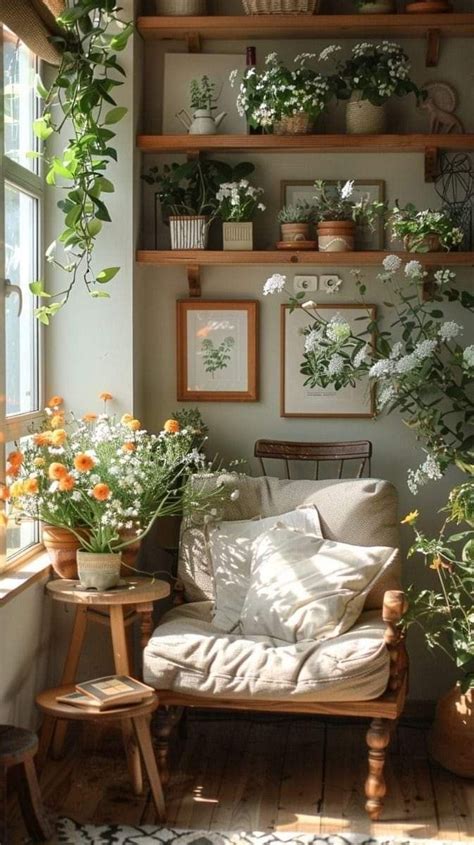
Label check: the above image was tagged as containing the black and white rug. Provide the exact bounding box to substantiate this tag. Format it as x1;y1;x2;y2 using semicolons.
55;820;460;845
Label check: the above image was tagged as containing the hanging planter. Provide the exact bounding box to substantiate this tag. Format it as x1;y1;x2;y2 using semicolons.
169;216;209;250
317;221;355;252
76;551;122;592
346;94;387;134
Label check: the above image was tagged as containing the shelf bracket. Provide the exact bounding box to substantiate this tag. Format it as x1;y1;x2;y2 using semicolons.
185;32;201;53
424;146;440;182
426;28;441;67
187;265;201;298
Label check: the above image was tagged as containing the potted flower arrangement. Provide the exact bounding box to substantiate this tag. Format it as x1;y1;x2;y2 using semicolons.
4;395;227;588
277;202;316;248
331;41;421;134
241;0;320;13
230;52;338;135
353;0;396;12
176;75;226;135
216;180;265;250
312;179;385;252
390;203;464;252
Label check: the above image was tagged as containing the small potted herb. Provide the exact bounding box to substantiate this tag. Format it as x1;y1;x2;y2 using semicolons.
354;0;396;12
216;180;265;251
277;202;316;247
176;75;227;135
313;180;384;252
390;203;464;252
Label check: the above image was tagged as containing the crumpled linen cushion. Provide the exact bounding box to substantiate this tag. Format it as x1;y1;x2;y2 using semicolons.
143;601;390;702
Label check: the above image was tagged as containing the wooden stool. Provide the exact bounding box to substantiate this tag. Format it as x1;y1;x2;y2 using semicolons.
36;687;165;822
0;725;52;843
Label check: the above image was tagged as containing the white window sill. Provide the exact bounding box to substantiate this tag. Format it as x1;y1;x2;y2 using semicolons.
0;551;51;606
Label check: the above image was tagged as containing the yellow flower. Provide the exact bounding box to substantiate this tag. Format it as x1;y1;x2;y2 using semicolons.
163;419;180;434
401;510;419;526
121;413;133;425
50;413;65;429
126;419;141;432
10;480;25;498
99;392;113;402
48;462;68;481
47;395;64;408
34;431;52;447
33;457;46;468
51;429;67;446
23;477;39;496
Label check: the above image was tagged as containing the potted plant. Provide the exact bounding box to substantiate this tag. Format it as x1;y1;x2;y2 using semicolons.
353;0;396;12
143;160;255;250
332;41;421;134
406;1;452;12
216;180;265;250
390;203;464;252
230;52;338;135
241;0;320;13
312;180;384;252
156;0;207;14
277;202;316;247
175;75;227;135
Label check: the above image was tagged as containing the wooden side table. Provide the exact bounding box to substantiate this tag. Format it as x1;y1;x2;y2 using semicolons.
0;725;52;843
36;687;165;821
42;577;169;795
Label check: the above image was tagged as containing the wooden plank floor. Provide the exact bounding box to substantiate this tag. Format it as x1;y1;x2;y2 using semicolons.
8;713;474;843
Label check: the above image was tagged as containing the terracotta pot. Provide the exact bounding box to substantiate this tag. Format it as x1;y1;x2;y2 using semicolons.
346;94;387;134
317;221;355;252
406;1;452;12
428;685;474;777
76;551;122;591
119;529;142;577
43;525;83;580
358;0;395;11
280;222;310;243
404;233;441;252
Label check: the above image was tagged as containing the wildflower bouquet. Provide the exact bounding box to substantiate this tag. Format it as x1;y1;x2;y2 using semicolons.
334;41;421;105
312;179;385;226
216;180;265;222
390;203;464;252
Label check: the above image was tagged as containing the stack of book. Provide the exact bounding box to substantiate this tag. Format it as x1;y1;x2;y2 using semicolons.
56;675;155;711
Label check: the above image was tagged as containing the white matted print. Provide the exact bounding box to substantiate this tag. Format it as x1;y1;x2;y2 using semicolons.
163;53;247;135
177;301;258;402
281;304;375;418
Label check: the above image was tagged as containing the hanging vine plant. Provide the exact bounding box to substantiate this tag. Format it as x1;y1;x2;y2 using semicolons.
31;1;133;323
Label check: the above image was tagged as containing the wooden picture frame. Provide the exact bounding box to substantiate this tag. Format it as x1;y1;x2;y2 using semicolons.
281;179;386;250
281;303;376;419
177;300;258;402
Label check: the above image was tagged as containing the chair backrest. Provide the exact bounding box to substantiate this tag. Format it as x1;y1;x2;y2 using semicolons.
254;439;372;480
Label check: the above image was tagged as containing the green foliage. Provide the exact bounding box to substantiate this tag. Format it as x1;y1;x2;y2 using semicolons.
190;75;218;111
32;1;133;322
312;179;385;226
201;337;235;376
278;202;315;224
390;203;464;252
333;41;422;106
171;408;209;439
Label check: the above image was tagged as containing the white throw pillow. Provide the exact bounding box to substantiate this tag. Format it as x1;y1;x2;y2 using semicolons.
209;505;322;632
240;524;397;643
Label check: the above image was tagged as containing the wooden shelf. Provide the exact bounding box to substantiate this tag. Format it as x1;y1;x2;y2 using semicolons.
137;250;474;267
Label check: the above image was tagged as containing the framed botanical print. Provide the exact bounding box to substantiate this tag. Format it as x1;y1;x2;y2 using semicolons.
281;179;386;250
281;304;375;418
177;300;258;402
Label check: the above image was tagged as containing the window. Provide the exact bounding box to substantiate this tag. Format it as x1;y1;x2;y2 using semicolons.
1;29;43;570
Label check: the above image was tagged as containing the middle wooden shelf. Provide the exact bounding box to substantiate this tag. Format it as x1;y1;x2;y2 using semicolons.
137;250;474;267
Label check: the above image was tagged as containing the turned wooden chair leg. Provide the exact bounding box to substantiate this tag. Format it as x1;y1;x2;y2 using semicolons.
13;757;53;841
365;716;392;820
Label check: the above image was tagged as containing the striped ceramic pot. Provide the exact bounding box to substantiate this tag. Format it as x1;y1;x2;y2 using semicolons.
169;215;209;249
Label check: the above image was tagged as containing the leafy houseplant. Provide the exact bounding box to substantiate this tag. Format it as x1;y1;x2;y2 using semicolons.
278;202;316;245
142;160;254;249
390;203;464;252
176;75;226;135
312;180;385;252
354;0;396;11
31;1;133;322
190;75;217;111
216;180;265;250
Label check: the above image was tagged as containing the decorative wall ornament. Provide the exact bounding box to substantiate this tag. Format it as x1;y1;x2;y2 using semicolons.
434;152;474;249
420;82;464;134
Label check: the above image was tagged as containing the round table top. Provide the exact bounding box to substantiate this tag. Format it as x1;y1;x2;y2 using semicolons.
36;685;159;721
46;576;170;606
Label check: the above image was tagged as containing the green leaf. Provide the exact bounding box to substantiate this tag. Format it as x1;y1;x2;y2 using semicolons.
96;267;119;284
103;106;128;125
33;117;53;141
34;74;49;99
65;205;82;228
29;281;50;298
53;158;74;179
86;218;102;237
90;291;111;298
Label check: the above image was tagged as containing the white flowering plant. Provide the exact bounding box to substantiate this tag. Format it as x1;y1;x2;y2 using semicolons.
333;41;422;106
3;395;230;554
230;52;339;131
390;203;464;252
312;179;385;226
216;180;265;223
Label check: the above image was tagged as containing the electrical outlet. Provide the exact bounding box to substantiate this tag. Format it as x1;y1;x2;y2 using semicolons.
320;274;342;293
293;275;318;293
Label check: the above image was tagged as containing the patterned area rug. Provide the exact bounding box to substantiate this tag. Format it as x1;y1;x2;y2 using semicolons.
56;820;459;845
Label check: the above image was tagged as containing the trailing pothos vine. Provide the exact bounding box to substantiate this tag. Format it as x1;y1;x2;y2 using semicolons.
31;1;133;323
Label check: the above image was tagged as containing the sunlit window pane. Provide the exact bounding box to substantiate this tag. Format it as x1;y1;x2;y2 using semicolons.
3;27;37;171
5;438;39;559
5;184;40;416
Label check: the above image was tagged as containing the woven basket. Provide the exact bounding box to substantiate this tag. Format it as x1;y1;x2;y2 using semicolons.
242;0;319;14
155;0;207;15
274;112;314;135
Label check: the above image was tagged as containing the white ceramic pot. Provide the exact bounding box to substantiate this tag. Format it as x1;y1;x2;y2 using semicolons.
346;94;387;134
169;215;209;249
176;108;226;135
223;221;253;251
76;551;122;591
357;0;395;12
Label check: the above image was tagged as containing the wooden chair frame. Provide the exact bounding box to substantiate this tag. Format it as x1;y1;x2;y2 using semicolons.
254;439;373;480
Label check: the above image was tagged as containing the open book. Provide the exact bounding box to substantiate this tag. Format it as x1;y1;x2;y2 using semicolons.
56;675;155;711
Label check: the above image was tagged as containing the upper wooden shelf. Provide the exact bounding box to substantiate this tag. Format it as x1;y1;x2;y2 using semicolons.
137;250;474;267
137;13;474;41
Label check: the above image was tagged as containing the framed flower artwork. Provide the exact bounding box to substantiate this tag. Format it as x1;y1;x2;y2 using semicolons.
177;300;258;402
281;303;376;418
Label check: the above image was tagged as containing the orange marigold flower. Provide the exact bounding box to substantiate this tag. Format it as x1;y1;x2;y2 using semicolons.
82;412;98;423
74;453;95;473
126;419;141;432
58;474;75;492
99;392;113;402
50;413;65;429
34;431;52;447
92;482;110;501
23;477;39;495
0;485;10;501
10;480;25;498
47;395;64;408
122;442;136;453
51;429;67;446
121;413;133;425
48;462;68;481
163;419;180;434
6;463;19;478
7;450;24;467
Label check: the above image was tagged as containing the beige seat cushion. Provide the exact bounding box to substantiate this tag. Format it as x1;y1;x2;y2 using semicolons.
143;601;390;702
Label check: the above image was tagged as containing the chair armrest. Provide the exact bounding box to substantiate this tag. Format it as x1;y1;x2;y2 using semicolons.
382;589;408;692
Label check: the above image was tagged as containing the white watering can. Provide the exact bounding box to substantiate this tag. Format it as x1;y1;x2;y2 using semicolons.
176;108;227;135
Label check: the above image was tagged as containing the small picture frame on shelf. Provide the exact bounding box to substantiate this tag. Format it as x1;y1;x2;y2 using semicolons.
281;180;386;250
177;300;259;402
281;304;376;418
